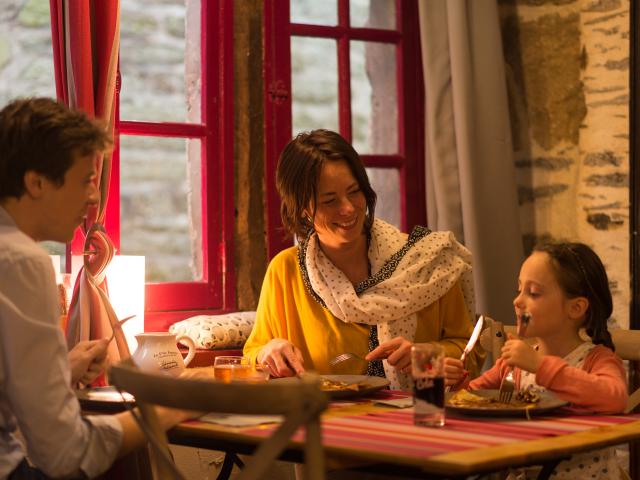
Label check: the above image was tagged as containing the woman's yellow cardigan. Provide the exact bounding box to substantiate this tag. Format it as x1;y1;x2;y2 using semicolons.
244;246;485;377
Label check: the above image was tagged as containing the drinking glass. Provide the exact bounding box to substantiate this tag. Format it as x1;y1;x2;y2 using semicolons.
246;363;271;383
213;356;250;383
411;343;445;427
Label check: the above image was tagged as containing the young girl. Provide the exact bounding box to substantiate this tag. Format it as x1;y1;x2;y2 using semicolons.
445;242;628;479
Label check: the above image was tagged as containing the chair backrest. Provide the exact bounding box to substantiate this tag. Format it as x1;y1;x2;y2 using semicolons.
479;321;640;362
109;362;329;480
479;319;640;412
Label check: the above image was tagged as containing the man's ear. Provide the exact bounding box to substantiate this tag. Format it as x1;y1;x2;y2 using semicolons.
569;296;589;322
23;171;45;199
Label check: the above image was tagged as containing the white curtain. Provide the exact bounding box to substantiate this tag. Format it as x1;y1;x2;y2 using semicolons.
419;0;523;324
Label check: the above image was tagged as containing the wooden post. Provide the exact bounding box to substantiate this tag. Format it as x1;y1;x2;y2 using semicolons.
234;0;268;310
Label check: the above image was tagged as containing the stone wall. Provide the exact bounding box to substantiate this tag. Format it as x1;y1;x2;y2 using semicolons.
499;0;630;328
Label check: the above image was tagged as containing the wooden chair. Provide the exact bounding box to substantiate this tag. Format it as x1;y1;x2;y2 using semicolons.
479;319;640;412
109;362;328;480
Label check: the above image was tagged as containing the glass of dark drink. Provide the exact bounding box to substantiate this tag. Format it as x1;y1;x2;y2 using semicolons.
411;343;445;427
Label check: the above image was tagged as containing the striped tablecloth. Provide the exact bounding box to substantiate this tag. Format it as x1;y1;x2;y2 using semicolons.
240;391;640;460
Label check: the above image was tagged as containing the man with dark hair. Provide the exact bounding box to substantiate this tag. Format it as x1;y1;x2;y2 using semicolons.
0;98;187;479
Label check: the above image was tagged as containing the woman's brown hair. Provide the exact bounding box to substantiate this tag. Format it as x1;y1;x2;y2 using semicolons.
276;129;377;240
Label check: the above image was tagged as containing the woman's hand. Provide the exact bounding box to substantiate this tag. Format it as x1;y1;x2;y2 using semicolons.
443;357;467;388
501;333;543;373
366;336;413;374
258;338;305;377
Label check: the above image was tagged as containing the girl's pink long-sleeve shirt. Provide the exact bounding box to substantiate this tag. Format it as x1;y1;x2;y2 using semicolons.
467;345;628;414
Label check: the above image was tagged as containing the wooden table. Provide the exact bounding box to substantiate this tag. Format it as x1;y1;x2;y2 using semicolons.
168;390;640;479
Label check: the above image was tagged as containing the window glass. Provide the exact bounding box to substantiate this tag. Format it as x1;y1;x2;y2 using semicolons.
0;0;55;107
366;167;400;228
291;36;339;135
119;136;202;283
1;1;59;257
290;0;337;26
351;41;398;154
119;0;201;123
350;0;396;30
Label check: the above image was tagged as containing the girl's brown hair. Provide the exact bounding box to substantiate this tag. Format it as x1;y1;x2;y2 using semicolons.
534;242;615;351
276;129;376;241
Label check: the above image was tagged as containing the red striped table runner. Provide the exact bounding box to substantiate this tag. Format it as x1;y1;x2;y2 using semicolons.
241;403;640;460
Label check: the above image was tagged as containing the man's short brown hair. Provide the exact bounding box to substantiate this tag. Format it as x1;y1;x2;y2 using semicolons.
0;97;112;200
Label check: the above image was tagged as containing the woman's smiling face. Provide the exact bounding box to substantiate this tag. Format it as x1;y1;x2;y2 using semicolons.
309;160;366;249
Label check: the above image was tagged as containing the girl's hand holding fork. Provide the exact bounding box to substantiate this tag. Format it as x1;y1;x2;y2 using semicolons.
501;333;543;373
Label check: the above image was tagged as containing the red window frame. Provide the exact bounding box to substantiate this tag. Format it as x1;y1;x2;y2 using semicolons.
263;0;425;258
92;0;235;329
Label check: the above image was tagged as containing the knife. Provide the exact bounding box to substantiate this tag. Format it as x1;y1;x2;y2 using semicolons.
460;315;485;365
448;315;485;391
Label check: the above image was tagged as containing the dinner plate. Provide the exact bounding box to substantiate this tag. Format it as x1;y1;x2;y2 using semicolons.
320;374;390;399
272;374;389;399
76;386;135;413
445;389;568;417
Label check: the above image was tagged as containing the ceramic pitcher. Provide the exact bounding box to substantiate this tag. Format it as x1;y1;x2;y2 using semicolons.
131;332;196;376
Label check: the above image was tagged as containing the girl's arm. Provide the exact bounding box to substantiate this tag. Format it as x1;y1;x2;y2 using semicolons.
535;346;627;414
428;282;487;378
468;358;510;390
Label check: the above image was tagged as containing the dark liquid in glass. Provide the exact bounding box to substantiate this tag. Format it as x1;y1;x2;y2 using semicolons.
414;376;445;407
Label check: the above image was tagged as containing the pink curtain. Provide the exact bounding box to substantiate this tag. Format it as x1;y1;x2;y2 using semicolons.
49;0;129;378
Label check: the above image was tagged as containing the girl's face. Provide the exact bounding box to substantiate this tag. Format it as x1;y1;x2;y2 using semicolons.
308;160;366;249
513;251;582;339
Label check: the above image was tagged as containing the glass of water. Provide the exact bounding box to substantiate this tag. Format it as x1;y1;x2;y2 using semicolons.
411;343;445;427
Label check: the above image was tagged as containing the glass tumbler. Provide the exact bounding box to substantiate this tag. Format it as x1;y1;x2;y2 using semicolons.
411;343;445;427
213;355;250;383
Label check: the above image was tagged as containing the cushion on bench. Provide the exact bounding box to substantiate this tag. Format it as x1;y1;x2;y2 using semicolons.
169;311;256;349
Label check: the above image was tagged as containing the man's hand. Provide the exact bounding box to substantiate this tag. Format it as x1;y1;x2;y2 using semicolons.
366;336;413;374
257;338;305;377
68;339;109;386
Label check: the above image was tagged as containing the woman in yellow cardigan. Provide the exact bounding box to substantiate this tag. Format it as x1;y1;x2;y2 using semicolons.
244;129;483;389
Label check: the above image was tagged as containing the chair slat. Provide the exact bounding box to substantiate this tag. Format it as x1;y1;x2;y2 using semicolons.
109;363;328;480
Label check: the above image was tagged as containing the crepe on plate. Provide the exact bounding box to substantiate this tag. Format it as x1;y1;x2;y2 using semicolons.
321;377;367;392
448;388;541;409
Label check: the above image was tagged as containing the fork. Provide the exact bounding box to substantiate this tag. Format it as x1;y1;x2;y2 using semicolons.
498;313;531;403
328;352;367;367
498;370;516;403
108;315;136;343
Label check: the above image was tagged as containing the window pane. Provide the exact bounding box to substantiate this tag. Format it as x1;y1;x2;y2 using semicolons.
367;167;400;229
292;37;338;134
119;0;201;123
351;41;398;154
290;0;337;25
2;0;58;258
350;0;396;30
0;0;56;107
119;136;202;283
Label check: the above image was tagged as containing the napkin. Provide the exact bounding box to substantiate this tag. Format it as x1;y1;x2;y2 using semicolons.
86;390;134;402
373;397;414;408
199;413;283;427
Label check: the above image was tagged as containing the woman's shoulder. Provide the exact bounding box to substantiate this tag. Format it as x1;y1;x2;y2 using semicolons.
267;245;300;272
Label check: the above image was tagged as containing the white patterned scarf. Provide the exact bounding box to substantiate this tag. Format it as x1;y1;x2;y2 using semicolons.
298;218;475;389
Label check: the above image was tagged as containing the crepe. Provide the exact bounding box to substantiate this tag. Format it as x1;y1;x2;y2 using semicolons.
448;388;541;409
321;377;366;392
